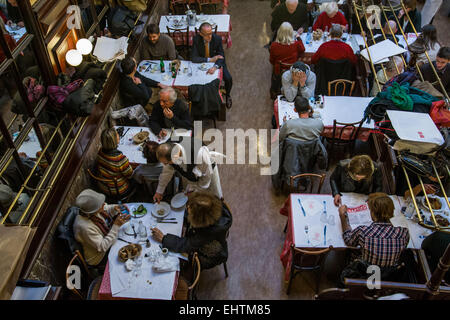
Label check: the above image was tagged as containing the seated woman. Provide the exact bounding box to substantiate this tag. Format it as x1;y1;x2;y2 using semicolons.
313;2;348;32
330;155;383;206
151;191;232;269
96;127;134;197
338;192;410;282
119;56;167;110
370;56;404;97
393;0;422;33
408;24;440;67
73;189;130;266
269;22;305;99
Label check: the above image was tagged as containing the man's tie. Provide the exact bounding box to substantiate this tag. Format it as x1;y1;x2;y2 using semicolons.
204;42;210;58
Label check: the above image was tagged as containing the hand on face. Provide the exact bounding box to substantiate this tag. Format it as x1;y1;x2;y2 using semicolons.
163;107;174;119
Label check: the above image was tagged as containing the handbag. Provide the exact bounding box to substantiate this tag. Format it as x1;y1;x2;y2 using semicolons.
397;152;433;177
429;100;450;128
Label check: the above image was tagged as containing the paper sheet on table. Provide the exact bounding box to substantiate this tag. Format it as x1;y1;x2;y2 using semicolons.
93;36;128;62
346;203;373;227
360;39;406;64
387;110;444;145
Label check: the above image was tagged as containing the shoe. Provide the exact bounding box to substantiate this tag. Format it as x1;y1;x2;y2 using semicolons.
226;96;232;109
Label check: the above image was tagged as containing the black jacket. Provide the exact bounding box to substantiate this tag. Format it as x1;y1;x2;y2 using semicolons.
188;78;221;118
119;72;159;107
162;203;232;269
271;2;308;33
191;34;226;69
148;99;193;135
419;62;450;95
330;159;383;197
315;58;353;95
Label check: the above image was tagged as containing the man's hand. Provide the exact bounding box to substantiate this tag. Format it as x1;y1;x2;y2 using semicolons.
153;192;163;204
334;194;342;207
159;83;168;89
207;66;217;75
151;227;164;242
159;129;168;138
114;214;129;226
338;205;348;221
292;71;301;85
210;55;224;63
163;108;174;119
132;76;142;85
113;204;130;215
298;71;307;87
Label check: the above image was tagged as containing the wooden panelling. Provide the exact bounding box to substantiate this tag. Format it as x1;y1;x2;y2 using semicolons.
50;28;78;74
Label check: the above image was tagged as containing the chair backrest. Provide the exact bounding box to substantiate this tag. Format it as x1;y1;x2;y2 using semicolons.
279;61;293;74
57;206;82;255
290;244;332;271
289;173;326;194
188;252;201;299
194;24;218;35
316;58;354;95
328;79;355;96
331;119;364;145
166;25;190;47
87;168;119;200
65;250;93;300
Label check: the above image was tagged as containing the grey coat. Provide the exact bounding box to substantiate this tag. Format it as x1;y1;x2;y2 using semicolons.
272;137;328;190
281;64;316;102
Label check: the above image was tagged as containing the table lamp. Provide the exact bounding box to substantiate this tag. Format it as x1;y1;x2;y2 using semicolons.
65;49;83;67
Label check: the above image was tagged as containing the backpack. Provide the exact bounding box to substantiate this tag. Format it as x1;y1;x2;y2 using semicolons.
47;79;84;110
107;6;139;37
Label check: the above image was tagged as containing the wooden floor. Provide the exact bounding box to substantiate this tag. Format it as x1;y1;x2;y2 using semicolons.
195;0;450;300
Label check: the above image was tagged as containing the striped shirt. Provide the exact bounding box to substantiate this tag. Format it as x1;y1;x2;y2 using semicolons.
96;149;133;196
343;223;410;267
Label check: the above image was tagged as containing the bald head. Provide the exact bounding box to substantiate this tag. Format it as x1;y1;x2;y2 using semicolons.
286;0;298;14
156;143;174;164
384;20;397;34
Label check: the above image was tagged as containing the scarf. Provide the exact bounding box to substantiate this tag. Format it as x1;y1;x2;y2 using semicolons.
81;209;113;236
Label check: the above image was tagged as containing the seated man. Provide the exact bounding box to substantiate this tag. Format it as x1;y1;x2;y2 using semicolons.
139;23;179;61
338;193;410;282
119;56;167;109
419;46;450;94
191;22;233;109
271;0;308;35
313;1;348;31
281;61;316;102
73;189;130;266
148;87;193;138
279;96;324;142
311;24;357;65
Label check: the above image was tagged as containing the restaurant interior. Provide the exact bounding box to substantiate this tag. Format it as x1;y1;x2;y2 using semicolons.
0;0;449;302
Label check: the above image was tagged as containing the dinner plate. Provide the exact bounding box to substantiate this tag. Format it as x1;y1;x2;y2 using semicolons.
301;199;322;216
171;193;188;209
152;202;171;218
420;195;445;213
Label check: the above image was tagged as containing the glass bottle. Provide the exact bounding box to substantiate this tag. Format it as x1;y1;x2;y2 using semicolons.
138;220;147;240
160;58;165;73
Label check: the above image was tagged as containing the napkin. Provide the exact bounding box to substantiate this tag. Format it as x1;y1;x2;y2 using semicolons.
152;255;180;273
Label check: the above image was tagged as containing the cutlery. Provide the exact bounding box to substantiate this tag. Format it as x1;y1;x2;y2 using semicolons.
158;221;178;224
118;238;133;244
298;198;306;217
323;225;327;246
323;201;327;216
304;225;310;244
157;218;176;221
165;16;170;22
131;225;137;238
122;128;130;138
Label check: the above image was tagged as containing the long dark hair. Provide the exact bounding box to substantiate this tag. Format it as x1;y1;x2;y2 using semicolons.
421;24;439;51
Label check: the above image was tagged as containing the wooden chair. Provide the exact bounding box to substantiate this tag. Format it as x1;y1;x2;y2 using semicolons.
169;0;194;14
326;119;364;170
87;168;135;203
166;25;190;60
222;201;233;278
327;79;355;96
65;250;94;299
279;61;294;74
86;276;103;300
287;244;333;295
196;0;220;14
175;252;201;300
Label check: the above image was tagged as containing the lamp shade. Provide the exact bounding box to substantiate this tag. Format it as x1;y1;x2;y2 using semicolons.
76;38;93;55
65;49;83;67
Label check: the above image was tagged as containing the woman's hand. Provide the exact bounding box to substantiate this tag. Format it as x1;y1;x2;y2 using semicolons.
151;227;164;242
334;194;342;207
114;214;129;226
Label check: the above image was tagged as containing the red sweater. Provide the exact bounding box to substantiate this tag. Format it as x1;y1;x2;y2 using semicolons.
313;11;348;31
311;40;357;65
270;40;305;75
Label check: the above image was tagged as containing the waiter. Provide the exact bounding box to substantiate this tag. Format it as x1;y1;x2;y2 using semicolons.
152;137;224;202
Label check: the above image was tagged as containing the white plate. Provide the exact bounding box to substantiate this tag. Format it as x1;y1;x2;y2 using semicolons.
152;202;171;218
301;199;323;216
171;193;188;209
420;195;445;213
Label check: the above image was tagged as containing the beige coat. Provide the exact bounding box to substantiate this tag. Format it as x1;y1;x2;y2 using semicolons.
73;204;119;266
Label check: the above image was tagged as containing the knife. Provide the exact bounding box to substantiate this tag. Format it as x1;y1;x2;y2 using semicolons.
118;238;133;244
324;225;327;246
298;198;306;217
158;221;178;224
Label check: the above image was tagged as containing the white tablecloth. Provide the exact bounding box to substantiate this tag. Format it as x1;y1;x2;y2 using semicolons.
277;96;375;129
290;193;420;249
115;126;191;164
17;128;40;158
159;14;230;33
108;202;185;300
137;60;175;86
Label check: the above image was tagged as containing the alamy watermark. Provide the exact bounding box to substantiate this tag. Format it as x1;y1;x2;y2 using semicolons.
366;265;381;290
66;265;81;290
67;5;82;30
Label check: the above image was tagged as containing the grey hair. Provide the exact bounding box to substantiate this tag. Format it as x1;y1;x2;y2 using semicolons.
276;22;294;45
286;0;298;4
385;56;403;73
324;2;338;16
160;87;177;103
330;24;343;38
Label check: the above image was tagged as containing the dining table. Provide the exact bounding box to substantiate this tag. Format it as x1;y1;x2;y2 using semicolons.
159;14;232;48
16;128;41;159
280;192;442;281
274;95;375;141
115;125;192;165
97;202;187;300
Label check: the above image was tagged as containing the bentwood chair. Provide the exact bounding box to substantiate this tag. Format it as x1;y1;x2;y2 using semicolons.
327;79;356;96
170;0;195;14
87;168;135;203
287;244;333;295
222;201;233;278
196;0;221;14
175;252;202;300
326;119;364;170
65;250;95;299
167;25;190;60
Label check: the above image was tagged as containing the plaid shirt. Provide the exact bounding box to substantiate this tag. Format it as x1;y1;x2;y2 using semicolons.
343;223;410;267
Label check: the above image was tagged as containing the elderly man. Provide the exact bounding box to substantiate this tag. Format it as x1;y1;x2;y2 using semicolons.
279;96;324;142
419;47;450;94
271;0;308;35
191;22;233;109
73;189;130;266
148;87;193;138
281;61;316;102
139;23;178;61
369;21;402;46
311;24;357;65
153;138;223;203
313;1;348;31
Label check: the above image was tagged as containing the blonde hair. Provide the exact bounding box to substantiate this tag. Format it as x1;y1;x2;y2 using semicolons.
276;22;294;45
101;127;118;151
347;155;375;180
367;192;394;222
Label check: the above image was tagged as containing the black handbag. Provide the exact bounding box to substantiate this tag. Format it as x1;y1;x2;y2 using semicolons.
398;152;434;177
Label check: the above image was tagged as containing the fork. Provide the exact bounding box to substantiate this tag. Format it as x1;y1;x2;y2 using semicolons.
304;225;310;245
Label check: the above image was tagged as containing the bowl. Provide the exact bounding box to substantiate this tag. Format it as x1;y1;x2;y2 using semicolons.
420;195;445;213
118;243;142;262
152;202;171;218
133;131;149;144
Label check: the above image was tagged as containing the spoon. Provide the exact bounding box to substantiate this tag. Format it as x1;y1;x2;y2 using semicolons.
131;225;137;238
